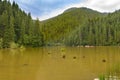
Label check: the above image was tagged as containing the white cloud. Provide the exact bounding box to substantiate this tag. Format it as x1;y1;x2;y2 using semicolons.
39;0;120;21
39;5;74;21
38;9;64;20
79;0;120;12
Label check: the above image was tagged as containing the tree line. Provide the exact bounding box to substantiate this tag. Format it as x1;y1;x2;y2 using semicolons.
41;7;102;45
0;0;44;48
64;11;120;46
1;0;120;48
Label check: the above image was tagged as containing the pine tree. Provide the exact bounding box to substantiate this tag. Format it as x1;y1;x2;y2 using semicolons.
31;19;44;47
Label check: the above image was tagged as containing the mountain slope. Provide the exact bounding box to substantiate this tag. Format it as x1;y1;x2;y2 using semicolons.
64;10;120;46
41;7;104;44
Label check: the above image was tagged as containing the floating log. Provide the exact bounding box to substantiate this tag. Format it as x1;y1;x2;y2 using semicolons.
62;55;66;59
102;59;106;62
73;56;76;59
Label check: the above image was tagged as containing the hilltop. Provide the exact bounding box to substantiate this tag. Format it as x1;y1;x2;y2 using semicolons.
41;7;104;45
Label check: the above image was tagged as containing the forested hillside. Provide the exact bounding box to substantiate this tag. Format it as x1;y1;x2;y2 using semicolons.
65;10;120;46
0;0;44;48
1;0;120;48
42;7;120;46
41;7;103;45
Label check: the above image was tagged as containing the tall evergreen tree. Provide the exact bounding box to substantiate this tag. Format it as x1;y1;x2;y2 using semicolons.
0;0;44;48
30;19;44;47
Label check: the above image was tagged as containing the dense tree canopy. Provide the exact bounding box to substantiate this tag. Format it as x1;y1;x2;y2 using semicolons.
41;7;103;45
1;0;120;47
0;0;44;48
64;10;120;46
42;7;120;46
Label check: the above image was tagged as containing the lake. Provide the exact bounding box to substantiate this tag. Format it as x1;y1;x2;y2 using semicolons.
0;46;120;80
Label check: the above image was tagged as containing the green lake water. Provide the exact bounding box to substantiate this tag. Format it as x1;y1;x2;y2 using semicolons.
0;46;120;80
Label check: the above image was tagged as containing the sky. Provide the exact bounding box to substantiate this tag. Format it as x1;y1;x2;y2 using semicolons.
9;0;120;21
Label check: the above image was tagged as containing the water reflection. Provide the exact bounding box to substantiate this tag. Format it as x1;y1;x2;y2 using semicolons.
0;48;44;80
0;47;119;80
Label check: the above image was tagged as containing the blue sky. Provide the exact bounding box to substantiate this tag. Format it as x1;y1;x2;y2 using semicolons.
10;0;120;20
10;0;83;20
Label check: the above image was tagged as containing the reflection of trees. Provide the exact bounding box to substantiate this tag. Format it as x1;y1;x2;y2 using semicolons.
0;48;44;80
0;47;119;80
0;50;3;62
67;47;120;80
